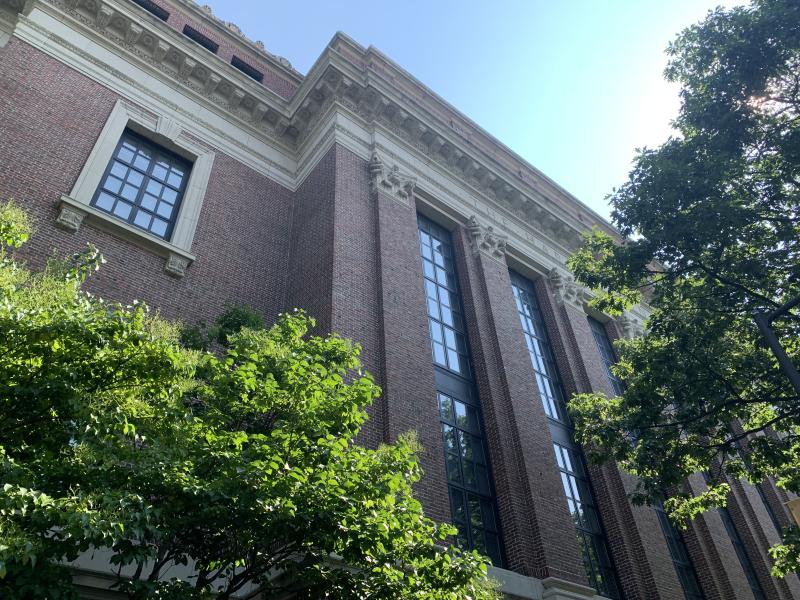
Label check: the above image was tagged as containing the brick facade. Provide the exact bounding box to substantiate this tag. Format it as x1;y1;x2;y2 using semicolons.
0;0;797;597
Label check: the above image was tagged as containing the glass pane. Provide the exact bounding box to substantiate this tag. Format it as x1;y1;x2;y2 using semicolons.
167;170;184;187
156;202;173;218
133;212;151;229
150;218;168;237
133;152;151;170
469;495;483;527
439;394;455;422
103;175;123;194
423;260;435;280
447;349;460;371
430;321;444;344
113;202;132;219
446;452;462;484
121;184;138;201
127;170;144;186
450;488;466;523
141;194;157;211
442;425;457;453
161;187;178;204
110;161;127;178
146;180;163;195
432;342;446;366
95;192;114;211
117;144;135;163
152;163;169;181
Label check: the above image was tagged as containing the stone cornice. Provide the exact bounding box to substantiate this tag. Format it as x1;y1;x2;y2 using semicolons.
169;0;302;82
40;0;294;134
10;0;622;265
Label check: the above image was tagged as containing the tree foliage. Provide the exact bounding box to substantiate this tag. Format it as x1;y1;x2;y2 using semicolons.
567;0;800;576
0;202;497;598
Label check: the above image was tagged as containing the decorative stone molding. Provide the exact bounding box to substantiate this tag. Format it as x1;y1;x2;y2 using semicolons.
0;0;33;47
165;252;190;278
548;268;591;311
617;312;645;339
55;203;87;232
368;150;415;205
467;215;507;261
37;0;609;259
155;114;182;141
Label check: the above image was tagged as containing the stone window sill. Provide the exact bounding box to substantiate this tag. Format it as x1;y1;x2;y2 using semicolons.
56;194;195;278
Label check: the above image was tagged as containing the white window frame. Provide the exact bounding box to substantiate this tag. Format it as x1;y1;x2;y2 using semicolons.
57;99;215;277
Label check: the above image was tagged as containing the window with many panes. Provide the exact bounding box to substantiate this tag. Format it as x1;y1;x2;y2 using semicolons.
653;501;704;600
92;129;191;241
719;505;767;600
417;215;503;567
511;271;621;599
588;317;626;396
419;221;469;377
553;443;620;597
439;391;502;563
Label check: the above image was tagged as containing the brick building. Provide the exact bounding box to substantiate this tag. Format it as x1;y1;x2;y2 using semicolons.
0;0;797;598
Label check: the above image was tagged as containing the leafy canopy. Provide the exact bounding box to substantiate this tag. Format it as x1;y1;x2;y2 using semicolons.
567;0;800;577
0;201;498;599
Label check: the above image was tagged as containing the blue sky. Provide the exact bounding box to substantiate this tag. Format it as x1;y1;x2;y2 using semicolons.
205;1;744;220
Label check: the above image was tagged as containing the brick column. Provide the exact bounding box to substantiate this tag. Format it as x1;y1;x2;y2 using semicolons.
534;274;665;599
450;220;588;583
727;476;800;598
369;156;450;524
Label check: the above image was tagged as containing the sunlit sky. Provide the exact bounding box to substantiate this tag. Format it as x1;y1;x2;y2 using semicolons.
206;1;746;221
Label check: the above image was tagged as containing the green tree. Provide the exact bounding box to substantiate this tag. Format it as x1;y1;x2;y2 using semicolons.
567;0;800;576
0;201;497;599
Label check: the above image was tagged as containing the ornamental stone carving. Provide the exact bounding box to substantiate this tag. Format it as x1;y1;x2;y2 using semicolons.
467;216;507;261
156;115;182;142
548;267;591;310
368;151;415;205
617;312;645;339
55;204;87;232
165;252;190;278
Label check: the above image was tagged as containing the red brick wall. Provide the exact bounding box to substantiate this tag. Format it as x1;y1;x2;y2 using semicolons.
283;146;335;333
0;38;294;327
330;146;385;445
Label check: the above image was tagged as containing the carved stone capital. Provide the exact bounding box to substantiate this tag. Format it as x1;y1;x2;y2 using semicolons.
617;312;645;339
164;252;191;278
55;203;87;232
548;268;590;310
368;150;415;205
466;215;507;261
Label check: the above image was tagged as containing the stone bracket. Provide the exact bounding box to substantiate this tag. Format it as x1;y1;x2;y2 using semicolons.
548;267;591;311
55;202;88;232
164;252;190;278
467;215;507;262
617;311;645;339
368;149;415;206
